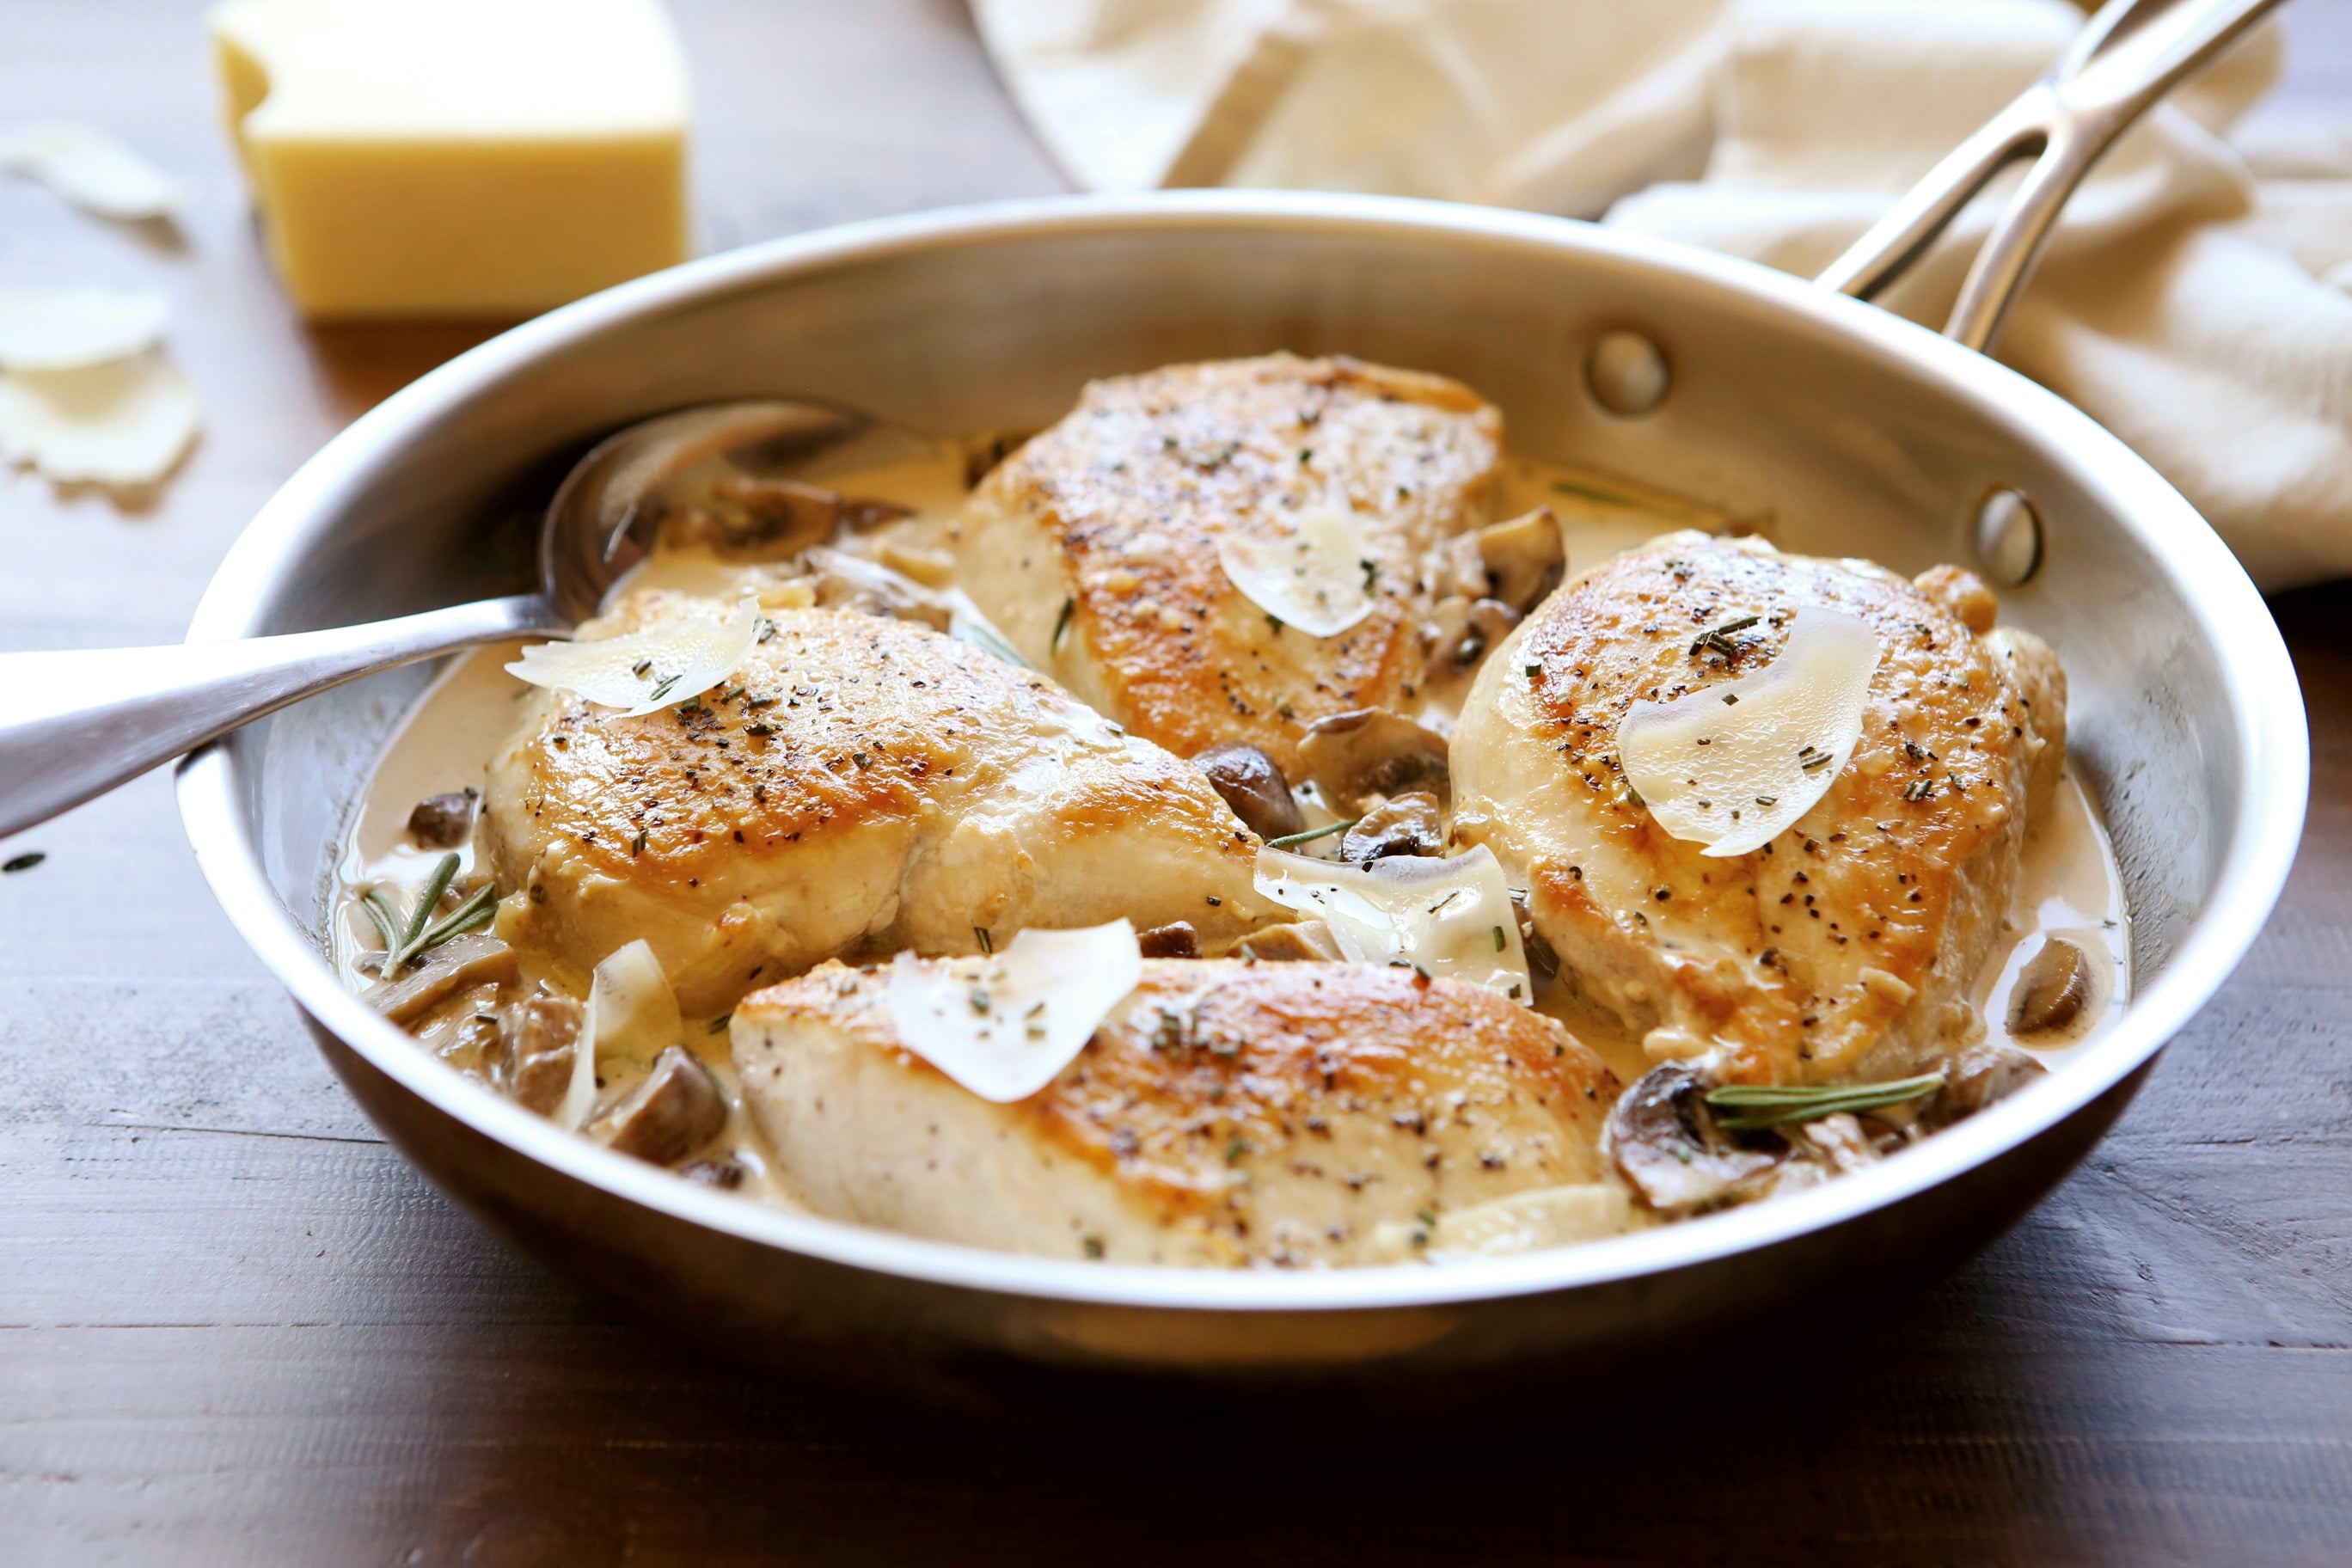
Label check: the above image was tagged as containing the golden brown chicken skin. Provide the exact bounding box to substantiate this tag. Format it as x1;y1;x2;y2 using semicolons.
952;353;1502;778
733;959;1619;1266
482;597;1274;1014
1452;535;2065;1085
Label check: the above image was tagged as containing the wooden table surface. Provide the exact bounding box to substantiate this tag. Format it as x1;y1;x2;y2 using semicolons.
4;3;2349;1563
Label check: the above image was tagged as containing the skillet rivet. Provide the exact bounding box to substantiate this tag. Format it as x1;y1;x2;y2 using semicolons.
1585;328;1669;417
1975;488;2043;587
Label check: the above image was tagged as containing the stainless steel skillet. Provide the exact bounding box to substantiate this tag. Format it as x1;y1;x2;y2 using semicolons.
169;0;2306;1411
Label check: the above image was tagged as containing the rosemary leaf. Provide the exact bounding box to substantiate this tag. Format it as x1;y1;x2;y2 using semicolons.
1706;1071;1945;1130
1266;818;1359;849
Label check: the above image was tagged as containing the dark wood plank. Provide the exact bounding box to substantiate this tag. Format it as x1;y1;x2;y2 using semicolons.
3;2;2349;1564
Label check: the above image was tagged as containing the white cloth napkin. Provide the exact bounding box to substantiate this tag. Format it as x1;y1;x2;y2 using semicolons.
973;0;2352;590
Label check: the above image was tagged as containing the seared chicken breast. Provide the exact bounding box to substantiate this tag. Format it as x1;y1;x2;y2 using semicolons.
734;959;1619;1266
954;353;1503;778
483;597;1274;1014
1452;535;2065;1084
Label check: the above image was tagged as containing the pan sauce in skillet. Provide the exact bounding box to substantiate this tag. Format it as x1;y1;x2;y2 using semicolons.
332;355;2128;1265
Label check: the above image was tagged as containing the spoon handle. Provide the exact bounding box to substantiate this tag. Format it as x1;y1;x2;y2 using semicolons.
0;594;567;842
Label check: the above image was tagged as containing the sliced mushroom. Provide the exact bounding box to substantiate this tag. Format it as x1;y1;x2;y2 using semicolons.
1297;709;1451;815
1340;791;1444;863
1136;920;1200;959
802;545;954;630
596;1045;729;1166
1604;1062;1782;1213
1920;1042;2046;1130
1418;596;1521;689
1476;505;1566;613
506;991;584;1115
363;933;518;1026
406;790;475;848
2009;936;2092;1039
678;1157;748;1190
1191;741;1303;841
1232;921;1346;963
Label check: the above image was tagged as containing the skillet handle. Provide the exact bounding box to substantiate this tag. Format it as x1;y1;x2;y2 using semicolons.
0;594;566;844
1815;0;2287;352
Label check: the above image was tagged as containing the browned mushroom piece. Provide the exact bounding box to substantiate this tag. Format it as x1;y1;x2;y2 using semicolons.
1604;1062;1783;1214
1136;920;1200;959
1340;791;1444;863
1297;709;1451;816
802;546;955;630
1419;596;1522;684
678;1157;748;1190
1191;741;1303;842
1920;1042;2047;1130
363;933;519;1026
597;1045;729;1167
1232;921;1346;962
1476;505;1566;613
660;475;842;560
2009;936;2093;1039
506;991;584;1115
406;790;475;848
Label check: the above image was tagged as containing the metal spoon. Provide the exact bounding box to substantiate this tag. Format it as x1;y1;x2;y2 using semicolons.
0;398;924;842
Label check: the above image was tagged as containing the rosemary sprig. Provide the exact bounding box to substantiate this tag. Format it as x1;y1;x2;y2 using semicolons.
1705;1071;1945;1131
365;853;499;976
1266;818;1359;849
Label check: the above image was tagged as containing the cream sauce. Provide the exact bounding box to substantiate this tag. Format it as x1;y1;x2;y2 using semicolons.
332;432;2129;1240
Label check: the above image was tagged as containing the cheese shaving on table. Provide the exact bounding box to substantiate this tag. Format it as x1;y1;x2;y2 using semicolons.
0;352;200;487
0;121;184;220
0;287;168;371
1216;502;1377;638
886;921;1142;1103
507;597;759;716
1617;608;1881;858
1253;844;1533;1003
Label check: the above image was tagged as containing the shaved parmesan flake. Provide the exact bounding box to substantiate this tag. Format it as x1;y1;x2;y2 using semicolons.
0;287;168;371
0;352;199;487
0;121;184;220
1619;608;1881;858
507;597;758;716
567;939;682;1128
1253;844;1532;1003
887;921;1142;1102
1217;503;1376;638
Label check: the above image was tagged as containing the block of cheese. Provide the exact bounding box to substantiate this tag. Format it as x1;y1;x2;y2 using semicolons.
208;0;693;320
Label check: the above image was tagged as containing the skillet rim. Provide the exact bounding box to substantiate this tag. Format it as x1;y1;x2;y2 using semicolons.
175;189;2309;1314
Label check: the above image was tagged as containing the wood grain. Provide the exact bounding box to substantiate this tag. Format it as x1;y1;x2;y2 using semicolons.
2;3;2348;1564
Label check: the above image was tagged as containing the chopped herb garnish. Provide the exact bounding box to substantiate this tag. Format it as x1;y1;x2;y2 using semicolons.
1690;615;1762;658
1360;558;1380;593
631;830;648;856
1704;1071;1945;1131
1266;818;1358;849
1;852;44;874
1801;752;1835;771
975;926;993;954
1492;925;1507;952
707;1014;732;1034
1755;794;1778;806
363;853;498;976
1050;595;1075;655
